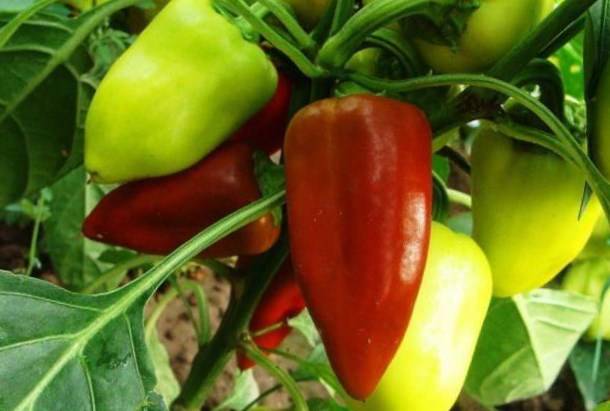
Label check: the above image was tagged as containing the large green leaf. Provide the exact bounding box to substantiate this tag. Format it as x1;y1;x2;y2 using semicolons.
465;289;597;405
43;166;107;290
0;270;165;410
570;340;610;410
145;324;180;407
0;0;139;206
0;0;41;13
212;370;259;411
0;192;286;410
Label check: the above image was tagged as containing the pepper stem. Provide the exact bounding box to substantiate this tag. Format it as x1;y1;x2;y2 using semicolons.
173;231;290;410
316;0;475;69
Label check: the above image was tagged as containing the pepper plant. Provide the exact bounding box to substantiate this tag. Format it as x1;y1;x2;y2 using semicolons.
1;0;610;410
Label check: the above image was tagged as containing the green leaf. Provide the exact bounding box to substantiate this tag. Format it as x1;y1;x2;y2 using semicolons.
447;211;472;236
0;0;46;13
0;270;166;410
0;191;286;410
212;370;259;411
291;344;346;400
0;0;138;206
43;166;109;290
570;340;610;410
145;322;180;407
84;23;134;84
97;248;138;265
432;171;449;223
253;151;285;225
288;309;320;347
432;154;450;182
465;289;597;406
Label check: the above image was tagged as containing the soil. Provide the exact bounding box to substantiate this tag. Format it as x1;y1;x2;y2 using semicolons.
0;217;586;411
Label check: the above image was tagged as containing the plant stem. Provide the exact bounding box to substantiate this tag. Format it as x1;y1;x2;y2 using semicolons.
240;339;309;411
81;254;159;293
432;0;596;131
225;0;325;77
257;0;316;52
346;73;610;219
488;0;596;81
24;195;46;277
447;189;471;209
173;232;290;410
146;288;179;330
185;280;212;344
170;276;203;343
317;0;469;69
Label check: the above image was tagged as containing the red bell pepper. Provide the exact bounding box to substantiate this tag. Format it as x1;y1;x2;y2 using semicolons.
83;142;280;258
237;258;306;370
284;94;432;399
230;72;292;154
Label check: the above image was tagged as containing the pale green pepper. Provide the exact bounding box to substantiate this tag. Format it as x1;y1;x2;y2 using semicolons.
472;127;601;297
350;222;492;411
562;258;610;340
85;0;278;183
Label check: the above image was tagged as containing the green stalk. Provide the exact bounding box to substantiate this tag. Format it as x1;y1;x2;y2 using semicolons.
225;0;325;77
347;73;610;219
447;189;471;209
317;0;467;69
257;0;316;52
81;254;159;294
24;195;46;277
240;339;309;411
432;0;597;131
173;230;290;410
488;0;597;81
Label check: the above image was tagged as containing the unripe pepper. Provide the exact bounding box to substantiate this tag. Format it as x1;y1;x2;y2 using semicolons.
284;94;432;399
85;0;278;183
578;216;610;260
562;258;610;340
237;259;306;370
350;222;492;411
230;72;292;155
282;0;331;29
83;142;280;258
413;0;553;73
472;127;601;297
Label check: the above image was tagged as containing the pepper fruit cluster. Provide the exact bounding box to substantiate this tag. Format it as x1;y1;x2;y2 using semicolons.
80;0;601;408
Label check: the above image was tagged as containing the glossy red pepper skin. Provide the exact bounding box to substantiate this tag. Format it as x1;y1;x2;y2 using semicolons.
238;259;306;370
230;72;292;154
284;94;432;400
83;142;280;258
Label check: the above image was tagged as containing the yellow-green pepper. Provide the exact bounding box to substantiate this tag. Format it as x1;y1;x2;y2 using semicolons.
578;216;610;260
85;0;278;183
282;0;331;29
349;222;492;411
414;0;553;73
562;258;610;340
472;127;601;297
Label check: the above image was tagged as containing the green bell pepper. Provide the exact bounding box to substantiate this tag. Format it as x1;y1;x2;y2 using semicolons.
472;127;601;297
85;0;278;183
350;222;492;411
562;258;610;340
